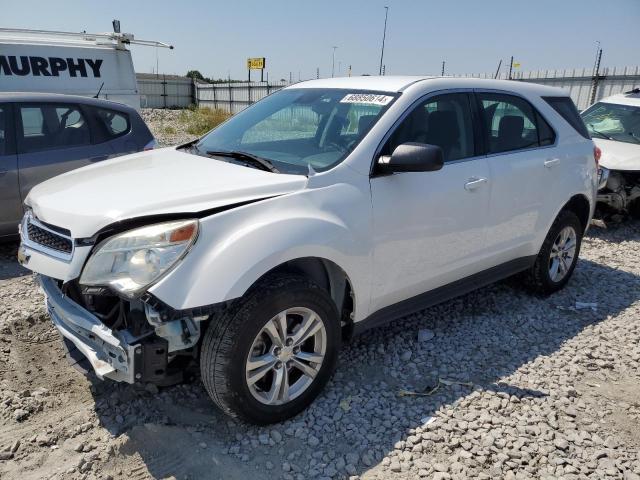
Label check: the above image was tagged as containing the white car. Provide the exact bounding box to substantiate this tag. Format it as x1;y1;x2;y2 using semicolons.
17;76;597;424
581;88;640;218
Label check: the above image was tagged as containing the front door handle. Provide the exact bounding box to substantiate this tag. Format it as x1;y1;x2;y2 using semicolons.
89;155;109;163
464;177;488;191
544;158;560;168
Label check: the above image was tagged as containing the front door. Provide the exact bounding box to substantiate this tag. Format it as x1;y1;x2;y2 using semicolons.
369;92;491;313
0;104;23;236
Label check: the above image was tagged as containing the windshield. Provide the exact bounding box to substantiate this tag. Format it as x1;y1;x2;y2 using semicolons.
581;102;640;145
194;88;397;174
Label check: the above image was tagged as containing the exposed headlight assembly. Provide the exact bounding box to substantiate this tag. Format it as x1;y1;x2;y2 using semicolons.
80;219;198;297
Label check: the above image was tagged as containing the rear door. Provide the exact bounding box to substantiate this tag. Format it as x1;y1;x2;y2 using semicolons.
476;91;557;263
0;103;23;236
88;105;143;155
16;102;112;201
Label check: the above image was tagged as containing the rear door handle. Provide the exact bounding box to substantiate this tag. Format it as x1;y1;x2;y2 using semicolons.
544;158;560;168
464;177;488;191
89;155;109;163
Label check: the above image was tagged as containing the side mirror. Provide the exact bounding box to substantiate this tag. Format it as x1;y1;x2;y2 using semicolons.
377;142;444;173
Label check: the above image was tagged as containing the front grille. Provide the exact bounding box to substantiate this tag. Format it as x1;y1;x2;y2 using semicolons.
27;221;73;254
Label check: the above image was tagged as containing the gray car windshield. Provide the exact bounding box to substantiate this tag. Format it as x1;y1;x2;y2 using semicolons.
581;102;640;145
194;88;397;174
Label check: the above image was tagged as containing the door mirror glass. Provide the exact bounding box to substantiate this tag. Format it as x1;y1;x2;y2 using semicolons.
378;142;444;173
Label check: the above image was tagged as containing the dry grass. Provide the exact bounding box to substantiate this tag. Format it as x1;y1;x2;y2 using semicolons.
179;106;231;136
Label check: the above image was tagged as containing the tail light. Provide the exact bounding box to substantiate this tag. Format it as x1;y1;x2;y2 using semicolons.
594;145;601;168
143;139;158;151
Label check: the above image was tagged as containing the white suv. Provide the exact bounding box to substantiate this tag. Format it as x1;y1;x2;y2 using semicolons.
18;77;597;424
580;88;640;218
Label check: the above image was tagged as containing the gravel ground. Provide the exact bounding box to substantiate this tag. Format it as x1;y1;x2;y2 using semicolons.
1;219;639;480
141;109;199;147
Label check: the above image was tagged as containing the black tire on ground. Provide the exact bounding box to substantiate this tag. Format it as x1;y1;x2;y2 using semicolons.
524;210;584;295
629;199;640;220
200;273;341;424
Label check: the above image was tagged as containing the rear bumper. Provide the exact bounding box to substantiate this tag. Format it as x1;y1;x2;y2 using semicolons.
39;275;137;383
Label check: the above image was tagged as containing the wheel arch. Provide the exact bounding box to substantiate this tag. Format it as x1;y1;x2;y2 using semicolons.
250;257;356;341
560;193;592;232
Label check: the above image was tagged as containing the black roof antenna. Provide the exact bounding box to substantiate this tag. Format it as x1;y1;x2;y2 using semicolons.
94;82;104;99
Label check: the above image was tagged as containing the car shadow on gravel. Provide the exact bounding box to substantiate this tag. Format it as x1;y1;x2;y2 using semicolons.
80;251;640;480
0;242;29;281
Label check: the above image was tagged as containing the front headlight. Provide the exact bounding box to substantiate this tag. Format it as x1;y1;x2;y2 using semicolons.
80;219;198;297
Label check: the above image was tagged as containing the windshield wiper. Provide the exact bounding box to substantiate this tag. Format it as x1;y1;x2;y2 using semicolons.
588;124;614;140
206;150;279;173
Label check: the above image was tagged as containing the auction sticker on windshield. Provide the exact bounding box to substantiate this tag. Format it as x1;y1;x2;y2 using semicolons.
340;93;394;105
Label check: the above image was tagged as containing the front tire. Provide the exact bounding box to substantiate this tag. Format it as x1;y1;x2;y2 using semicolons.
525;210;583;294
200;274;340;424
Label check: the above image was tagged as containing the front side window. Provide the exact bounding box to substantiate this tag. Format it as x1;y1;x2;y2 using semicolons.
95;108;130;139
478;93;554;154
382;93;475;162
195;88;397;174
18;104;90;153
581;102;640;145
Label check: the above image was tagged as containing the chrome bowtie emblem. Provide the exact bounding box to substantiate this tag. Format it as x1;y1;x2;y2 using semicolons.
17;245;30;265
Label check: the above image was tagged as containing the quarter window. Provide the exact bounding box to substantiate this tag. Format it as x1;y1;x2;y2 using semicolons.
18;104;90;153
95;108;130;138
383;93;475;162
477;93;555;154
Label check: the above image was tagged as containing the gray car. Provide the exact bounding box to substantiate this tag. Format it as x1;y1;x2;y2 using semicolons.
0;93;155;239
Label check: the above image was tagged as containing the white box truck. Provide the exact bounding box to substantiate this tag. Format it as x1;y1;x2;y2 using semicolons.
0;27;172;110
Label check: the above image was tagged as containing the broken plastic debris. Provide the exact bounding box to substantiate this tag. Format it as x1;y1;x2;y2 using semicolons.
575;302;598;311
421;415;436;425
557;301;598;313
418;329;435;342
398;378;474;397
339;396;352;411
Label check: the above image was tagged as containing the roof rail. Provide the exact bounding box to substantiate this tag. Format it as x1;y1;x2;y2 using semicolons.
0;27;173;50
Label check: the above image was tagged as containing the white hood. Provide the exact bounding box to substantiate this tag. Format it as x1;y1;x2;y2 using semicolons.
593;138;640;171
26;147;307;238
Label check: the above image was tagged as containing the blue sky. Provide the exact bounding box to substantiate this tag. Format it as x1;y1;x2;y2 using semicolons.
3;0;639;81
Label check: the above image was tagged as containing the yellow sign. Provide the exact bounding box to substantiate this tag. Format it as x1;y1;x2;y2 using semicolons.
513;62;521;68
247;57;266;70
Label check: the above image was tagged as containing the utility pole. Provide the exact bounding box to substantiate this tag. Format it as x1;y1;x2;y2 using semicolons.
441;61;445;76
348;65;352;77
494;59;502;79
289;71;292;84
508;56;514;80
316;67;320;79
590;46;603;106
379;6;389;76
331;46;338;77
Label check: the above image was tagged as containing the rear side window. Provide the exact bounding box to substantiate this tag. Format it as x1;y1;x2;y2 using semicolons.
543;96;590;139
478;93;555;154
18;104;90;153
95;108;130;139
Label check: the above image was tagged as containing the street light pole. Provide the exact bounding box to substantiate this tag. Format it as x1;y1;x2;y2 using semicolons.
379;6;389;76
332;46;338;77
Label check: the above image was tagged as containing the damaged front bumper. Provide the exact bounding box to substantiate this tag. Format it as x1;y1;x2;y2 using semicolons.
40;275;149;384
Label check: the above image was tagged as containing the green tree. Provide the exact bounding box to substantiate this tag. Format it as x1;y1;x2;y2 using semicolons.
186;70;205;81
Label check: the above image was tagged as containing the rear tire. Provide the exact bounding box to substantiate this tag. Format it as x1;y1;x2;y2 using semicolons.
524;210;583;294
200;273;340;424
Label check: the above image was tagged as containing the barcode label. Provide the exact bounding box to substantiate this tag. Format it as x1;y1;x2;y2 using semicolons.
340;94;394;105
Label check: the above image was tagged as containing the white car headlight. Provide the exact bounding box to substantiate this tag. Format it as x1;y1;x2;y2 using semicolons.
80;219;198;297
